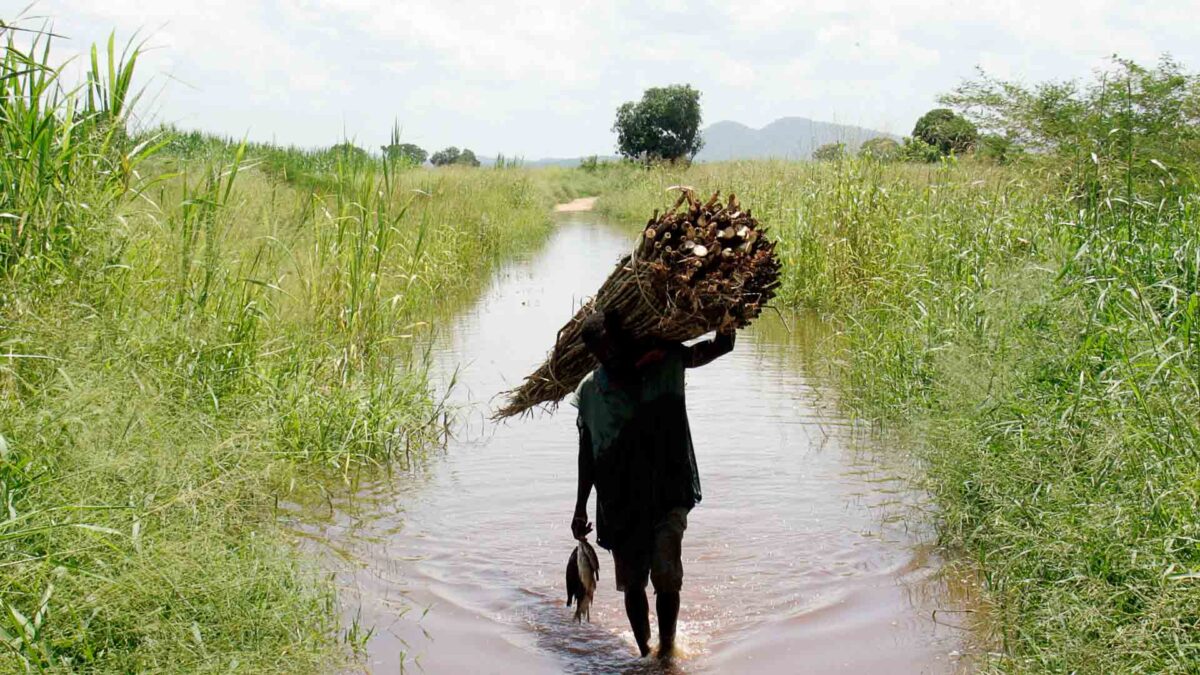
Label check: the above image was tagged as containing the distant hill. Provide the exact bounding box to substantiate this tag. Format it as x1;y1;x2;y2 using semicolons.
475;117;894;166
476;155;620;168
696;117;895;161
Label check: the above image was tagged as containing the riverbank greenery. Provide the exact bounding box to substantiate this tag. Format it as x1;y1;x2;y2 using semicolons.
597;62;1199;670
7;10;1197;671
1;24;559;671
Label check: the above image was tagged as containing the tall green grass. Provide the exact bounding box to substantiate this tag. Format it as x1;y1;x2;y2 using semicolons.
0;23;158;273
1;19;557;671
598;156;1199;672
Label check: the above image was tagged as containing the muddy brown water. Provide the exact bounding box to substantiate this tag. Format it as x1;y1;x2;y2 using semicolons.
302;213;969;673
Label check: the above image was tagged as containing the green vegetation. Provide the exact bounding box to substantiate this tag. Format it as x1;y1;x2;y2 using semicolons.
430;146;481;167
976;133;1022;164
898;134;944;163
596;57;1200;672
812;141;847;162
912;107;979;155
945;56;1199;193
383;142;428;164
858;136;901;161
327;142;370;163
1;22;558;671
381;125;428;166
6;7;1197;672
612;84;704;163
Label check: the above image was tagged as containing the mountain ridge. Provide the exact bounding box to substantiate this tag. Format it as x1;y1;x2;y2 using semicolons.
695;116;896;161
478;116;896;166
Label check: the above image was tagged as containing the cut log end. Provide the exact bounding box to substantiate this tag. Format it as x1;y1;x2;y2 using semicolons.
495;189;780;419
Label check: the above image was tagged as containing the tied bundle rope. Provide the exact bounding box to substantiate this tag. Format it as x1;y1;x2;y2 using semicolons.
495;188;781;419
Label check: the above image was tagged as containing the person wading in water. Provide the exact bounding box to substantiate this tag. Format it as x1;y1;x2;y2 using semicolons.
571;308;735;658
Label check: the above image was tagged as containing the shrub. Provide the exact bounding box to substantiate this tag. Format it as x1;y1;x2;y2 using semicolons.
812;142;847;161
977;133;1022;164
858;137;901;161
899;136;942;163
942;56;1200;197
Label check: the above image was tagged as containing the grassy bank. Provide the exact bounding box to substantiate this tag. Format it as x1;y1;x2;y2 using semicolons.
1;27;558;671
597;158;1199;672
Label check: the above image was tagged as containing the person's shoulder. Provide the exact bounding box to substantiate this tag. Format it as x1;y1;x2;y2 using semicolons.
579;371;598;391
572;369;600;409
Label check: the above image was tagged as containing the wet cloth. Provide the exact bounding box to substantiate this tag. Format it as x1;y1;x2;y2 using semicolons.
574;347;701;553
612;507;688;593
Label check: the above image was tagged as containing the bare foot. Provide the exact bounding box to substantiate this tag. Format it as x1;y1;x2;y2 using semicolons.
657;639;676;660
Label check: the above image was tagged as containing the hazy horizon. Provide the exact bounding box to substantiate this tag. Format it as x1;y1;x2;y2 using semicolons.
26;0;1200;158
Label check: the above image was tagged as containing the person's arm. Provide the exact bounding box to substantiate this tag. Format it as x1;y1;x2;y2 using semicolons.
572;422;595;540
683;329;736;369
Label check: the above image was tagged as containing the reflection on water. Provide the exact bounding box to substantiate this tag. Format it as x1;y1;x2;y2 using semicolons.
301;214;968;673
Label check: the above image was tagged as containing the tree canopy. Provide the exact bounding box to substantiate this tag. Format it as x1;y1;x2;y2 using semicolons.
430;147;481;167
430;147;459;166
457;148;480;167
612;84;704;162
940;56;1200;180
912;108;978;155
382;142;427;165
859;137;901;161
328;142;369;162
812;142;846;161
899;136;942;163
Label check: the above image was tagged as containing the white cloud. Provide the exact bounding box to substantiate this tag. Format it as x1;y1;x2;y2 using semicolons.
24;0;1200;157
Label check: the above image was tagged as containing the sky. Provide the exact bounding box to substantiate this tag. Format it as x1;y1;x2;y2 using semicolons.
16;0;1200;159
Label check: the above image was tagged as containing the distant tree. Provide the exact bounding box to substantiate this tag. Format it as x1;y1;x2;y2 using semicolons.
430;147;461;166
812;142;847;162
613;84;704;162
382;142;427;165
329;142;369;162
912;108;978;155
456;148;481;167
977;133;1022;164
899;137;942;163
859;137;901;161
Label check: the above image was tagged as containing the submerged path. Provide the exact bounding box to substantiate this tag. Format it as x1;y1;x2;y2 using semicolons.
308;213;968;673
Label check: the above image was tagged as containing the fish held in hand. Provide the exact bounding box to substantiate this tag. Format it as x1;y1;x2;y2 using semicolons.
565;537;600;623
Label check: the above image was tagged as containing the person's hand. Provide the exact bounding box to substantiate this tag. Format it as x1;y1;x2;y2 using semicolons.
571;512;593;540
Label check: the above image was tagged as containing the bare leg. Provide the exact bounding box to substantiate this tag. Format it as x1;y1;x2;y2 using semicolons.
656;591;680;657
624;588;651;657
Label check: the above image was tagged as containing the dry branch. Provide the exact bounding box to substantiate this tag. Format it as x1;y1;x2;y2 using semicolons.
495;188;780;418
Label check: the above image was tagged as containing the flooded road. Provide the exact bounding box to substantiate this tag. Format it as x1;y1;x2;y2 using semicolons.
311;213;967;673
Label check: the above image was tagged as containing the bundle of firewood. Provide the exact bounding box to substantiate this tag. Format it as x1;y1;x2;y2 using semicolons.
495;188;780;419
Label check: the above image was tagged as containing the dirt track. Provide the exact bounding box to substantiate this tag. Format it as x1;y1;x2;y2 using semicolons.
553;196;597;212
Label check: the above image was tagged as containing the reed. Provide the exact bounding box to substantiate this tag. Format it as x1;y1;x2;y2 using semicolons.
598;155;1200;672
0;18;556;671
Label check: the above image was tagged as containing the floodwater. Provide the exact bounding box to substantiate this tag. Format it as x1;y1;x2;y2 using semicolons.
306;213;969;673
